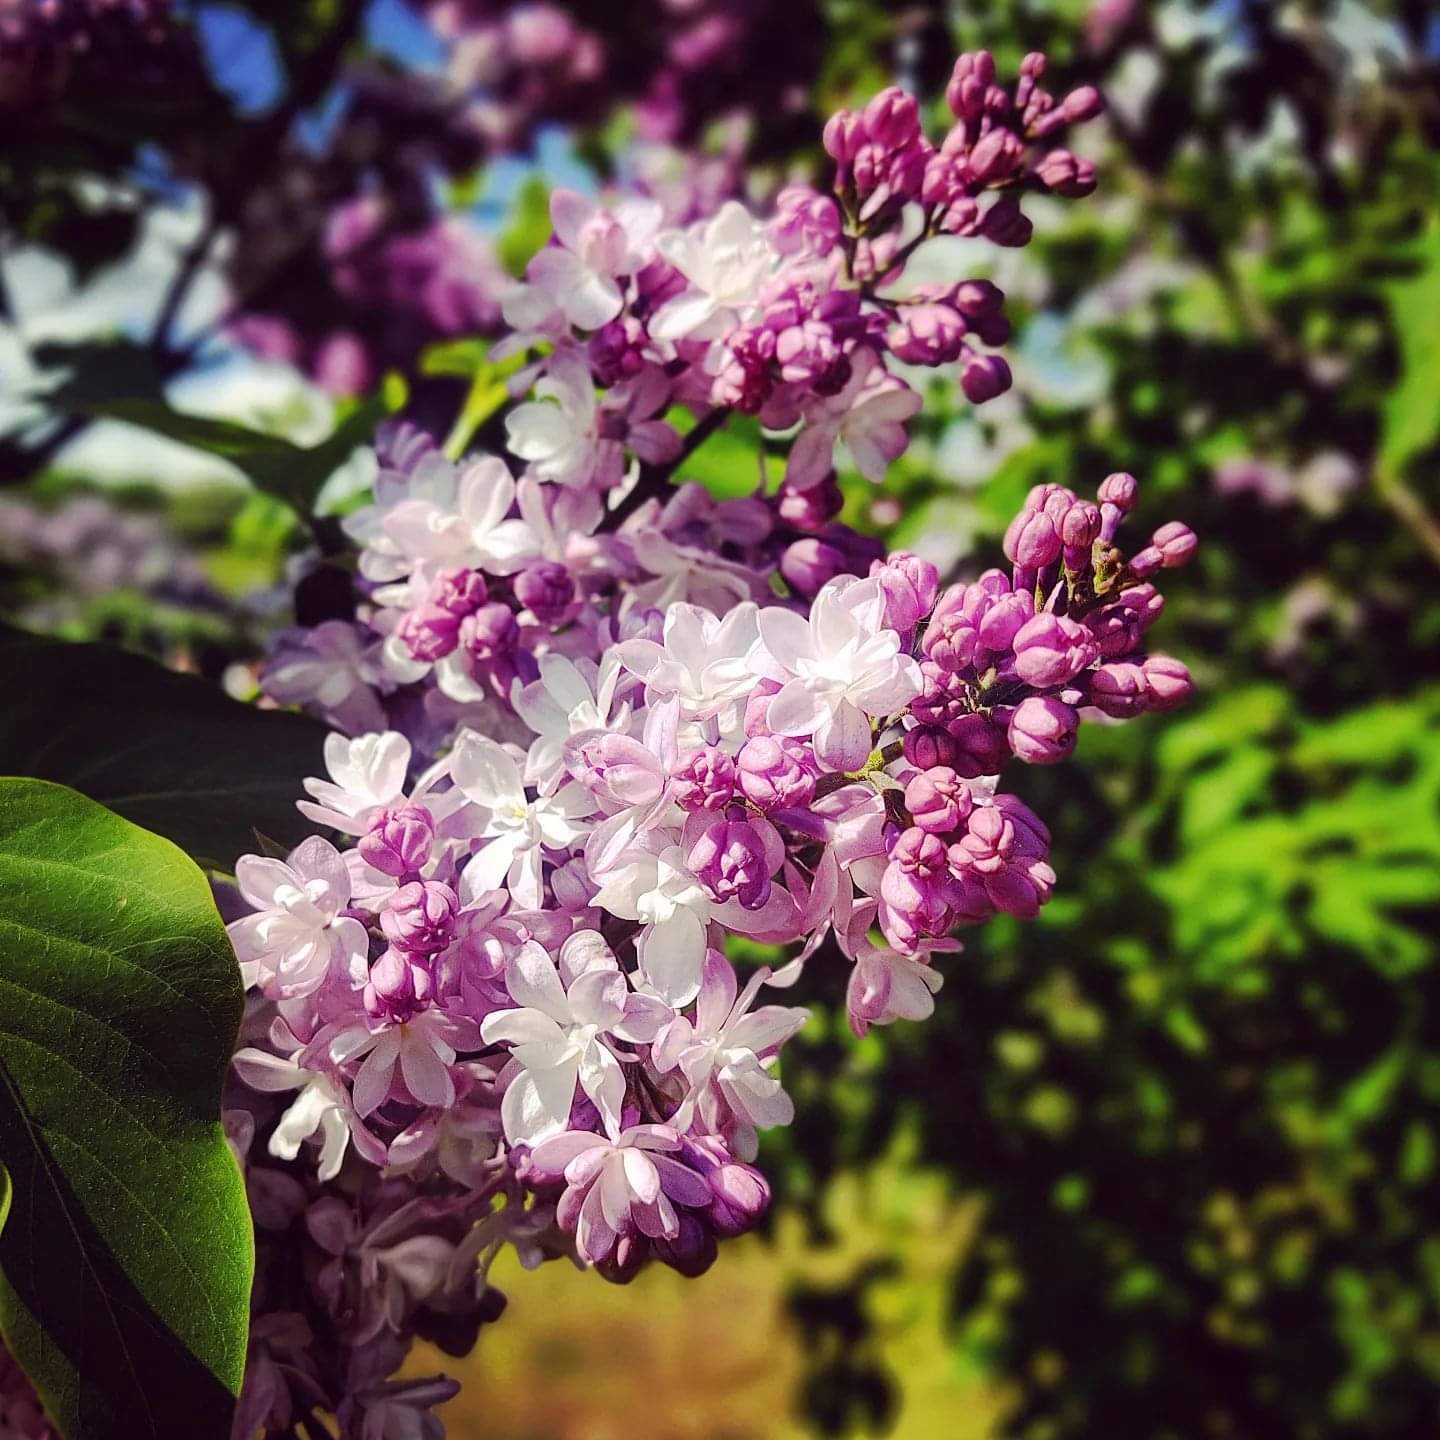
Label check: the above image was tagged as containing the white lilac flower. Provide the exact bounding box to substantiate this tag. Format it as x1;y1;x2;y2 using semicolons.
614;600;760;726
785;347;922;491
450;731;593;909
589;839;713;1006
649;202;778;342
502;189;662;333
511;651;630;793
227;837;369;999
330;1009;481;1116
653;952;809;1135
231;1045;382;1181
261;621;387;736
378;453;538;575
298;731;412;835
750;576;923;771
505;348;621;490
480;941;666;1143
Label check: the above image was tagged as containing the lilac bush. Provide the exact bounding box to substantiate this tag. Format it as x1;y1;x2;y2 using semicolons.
191;48;1203;1437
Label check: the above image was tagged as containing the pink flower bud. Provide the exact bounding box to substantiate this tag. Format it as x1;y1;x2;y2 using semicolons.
1086;661;1150;718
1012;613;1098;688
737;736;816;811
1142;655;1194;711
1097;471;1138;512
1151;520;1198;567
396;604;461;662
904;767;974;835
460;602;518;660
379;880;459;954
672;746;737;812
359;803;435;878
430;567;488;615
1003;511;1061;568
514;561;575;622
862;86;921;150
961;352;1012;404
823;108;866;164
1007;696;1079;764
903;725;960;771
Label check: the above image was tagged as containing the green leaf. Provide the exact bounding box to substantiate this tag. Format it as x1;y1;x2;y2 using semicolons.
0;779;251;1440
1379;219;1440;479
51;395;386;523
0;626;327;871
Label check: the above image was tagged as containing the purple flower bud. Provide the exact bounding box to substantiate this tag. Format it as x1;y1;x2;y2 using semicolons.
1142;655;1194;711
514;561;575;623
654;1211;718;1277
888;300;967;366
961;351;1013;404
364;947;435;1023
1012;613;1098;688
1061;500;1101;552
1086;661;1150;718
870;551;940;632
1033;149;1098;197
1084;602;1144;660
946;713;1011;778
771;186;843;258
781;538;849;599
911;662;970;730
737;736;816;811
880;829;951;948
460;602;518;661
1062;85;1105;123
950;805;1014;875
903;725;960;771
823;108;866;164
946;51;997;118
1151;520;1198;568
904;766;974;835
954;279;1005;318
595;1234;649;1284
379;879;459;954
980;197;1033;248
1007;696;1079;764
976;590;1035;652
358;803;435;878
686;814;774;910
862;86;922;150
1129;546;1163;579
396;604;461;662
430;567;488;615
706;1157;771;1236
776;474;844;530
1003;510;1061;568
1097;472;1138;512
968;127;1024;185
672;747;737;812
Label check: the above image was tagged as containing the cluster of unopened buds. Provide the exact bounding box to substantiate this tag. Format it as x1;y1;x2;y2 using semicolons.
210;51;1200;1440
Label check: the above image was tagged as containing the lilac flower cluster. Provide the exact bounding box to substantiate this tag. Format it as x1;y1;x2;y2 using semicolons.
231;196;509;398
421;0;824;154
0;0;176;108
219;54;1195;1438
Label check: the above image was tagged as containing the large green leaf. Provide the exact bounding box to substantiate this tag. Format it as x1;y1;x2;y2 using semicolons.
0;779;252;1440
0;626;326;871
50;392;385;521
